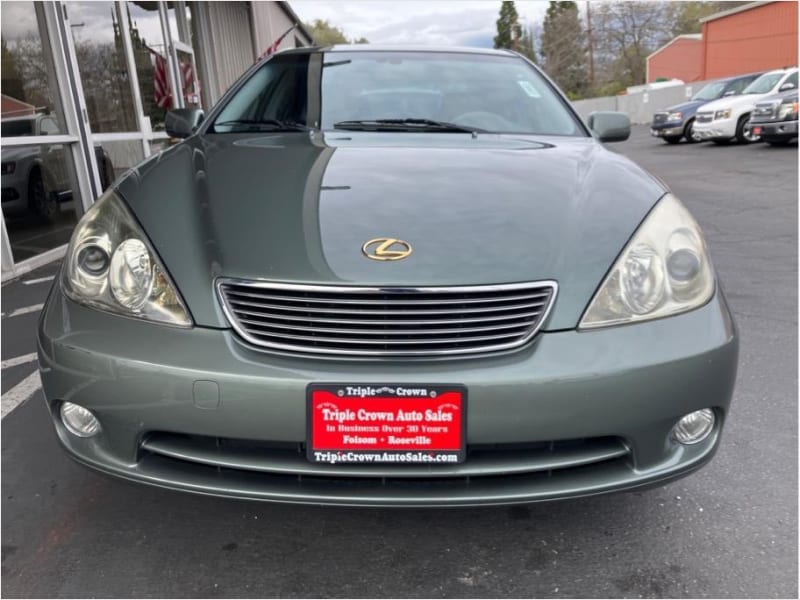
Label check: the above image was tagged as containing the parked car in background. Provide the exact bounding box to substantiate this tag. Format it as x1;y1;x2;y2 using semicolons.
1;114;114;223
650;72;763;144
749;89;798;146
693;67;798;144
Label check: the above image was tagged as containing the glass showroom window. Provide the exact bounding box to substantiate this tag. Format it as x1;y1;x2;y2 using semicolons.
1;1;86;265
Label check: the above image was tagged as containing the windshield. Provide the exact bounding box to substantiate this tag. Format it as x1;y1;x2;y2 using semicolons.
212;51;584;136
692;81;726;102
743;72;784;94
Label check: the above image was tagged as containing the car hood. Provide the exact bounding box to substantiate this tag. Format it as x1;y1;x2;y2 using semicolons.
698;93;772;113
661;99;705;114
2;146;37;162
115;132;666;330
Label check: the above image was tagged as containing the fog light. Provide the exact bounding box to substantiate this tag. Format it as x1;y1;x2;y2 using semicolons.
60;402;101;438
672;409;715;444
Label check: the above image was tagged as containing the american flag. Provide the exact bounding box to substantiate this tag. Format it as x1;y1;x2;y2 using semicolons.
258;25;297;62
150;48;198;108
153;51;172;109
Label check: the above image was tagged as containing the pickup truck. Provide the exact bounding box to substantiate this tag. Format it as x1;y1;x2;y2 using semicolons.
693;68;798;144
749;89;798;146
650;72;762;144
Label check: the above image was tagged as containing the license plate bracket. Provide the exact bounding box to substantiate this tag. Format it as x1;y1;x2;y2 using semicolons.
307;384;466;464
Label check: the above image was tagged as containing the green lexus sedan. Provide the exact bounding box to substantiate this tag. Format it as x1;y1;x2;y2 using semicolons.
37;46;738;507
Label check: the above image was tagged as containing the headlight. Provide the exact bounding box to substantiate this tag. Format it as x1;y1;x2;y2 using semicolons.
62;190;191;326
714;109;731;120
778;101;798;119
580;194;714;329
667;112;682;121
1;162;15;175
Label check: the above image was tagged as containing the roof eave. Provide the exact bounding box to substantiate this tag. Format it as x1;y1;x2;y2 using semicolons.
699;1;772;24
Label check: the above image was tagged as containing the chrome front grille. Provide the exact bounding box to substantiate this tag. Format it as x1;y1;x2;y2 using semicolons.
217;279;557;357
754;102;778;119
696;112;713;123
652;112;668;125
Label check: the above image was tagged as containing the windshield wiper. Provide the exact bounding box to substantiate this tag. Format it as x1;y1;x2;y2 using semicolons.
332;119;485;133
213;118;312;132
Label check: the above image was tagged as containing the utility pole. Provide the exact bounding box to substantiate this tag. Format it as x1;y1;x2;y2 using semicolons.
586;1;595;89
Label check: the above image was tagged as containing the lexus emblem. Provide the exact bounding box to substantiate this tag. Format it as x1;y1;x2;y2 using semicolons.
361;238;413;261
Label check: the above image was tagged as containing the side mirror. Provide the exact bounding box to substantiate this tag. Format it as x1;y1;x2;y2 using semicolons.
779;82;796;92
165;108;205;139
723;89;738;97
588;111;631;143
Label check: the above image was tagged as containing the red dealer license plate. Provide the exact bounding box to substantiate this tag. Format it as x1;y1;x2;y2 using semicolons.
307;384;466;464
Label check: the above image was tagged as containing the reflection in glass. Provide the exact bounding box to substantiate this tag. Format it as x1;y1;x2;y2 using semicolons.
67;2;138;133
176;47;200;109
147;138;172;155
95;139;144;184
127;1;171;130
1;1;66;134
2;144;82;262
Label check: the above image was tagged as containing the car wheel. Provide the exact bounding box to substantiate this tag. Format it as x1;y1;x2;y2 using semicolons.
28;168;57;223
736;114;759;144
663;135;682;144
684;119;699;143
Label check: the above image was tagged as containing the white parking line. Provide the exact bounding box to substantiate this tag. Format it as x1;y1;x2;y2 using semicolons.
2;304;44;319
1;369;41;418
1;353;37;369
23;275;55;285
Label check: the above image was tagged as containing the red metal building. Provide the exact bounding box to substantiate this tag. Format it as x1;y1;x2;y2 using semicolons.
700;1;798;79
647;34;704;83
646;1;798;83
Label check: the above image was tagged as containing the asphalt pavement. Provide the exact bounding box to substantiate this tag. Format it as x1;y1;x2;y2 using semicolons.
1;126;797;598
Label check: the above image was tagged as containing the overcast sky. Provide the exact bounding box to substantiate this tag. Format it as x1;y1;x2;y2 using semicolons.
1;1;548;50
291;1;550;47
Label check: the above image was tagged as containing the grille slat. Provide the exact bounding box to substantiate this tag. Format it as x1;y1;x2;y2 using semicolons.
227;298;548;317
224;289;551;305
246;328;531;346
218;279;557;357
238;316;534;336
231;308;546;326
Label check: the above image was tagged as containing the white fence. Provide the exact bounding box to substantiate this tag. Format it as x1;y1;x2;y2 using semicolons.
572;80;715;125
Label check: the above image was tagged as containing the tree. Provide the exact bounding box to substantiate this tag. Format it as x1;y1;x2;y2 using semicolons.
494;1;523;51
540;2;588;98
592;1;673;92
669;1;751;36
518;24;538;63
307;19;368;45
1;38;26;102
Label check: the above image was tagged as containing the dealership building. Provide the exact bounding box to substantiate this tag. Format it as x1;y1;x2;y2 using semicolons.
647;1;798;82
0;1;312;280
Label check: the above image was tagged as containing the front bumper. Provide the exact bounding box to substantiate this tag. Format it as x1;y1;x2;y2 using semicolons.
753;120;798;140
38;283;738;507
693;118;736;140
650;124;684;138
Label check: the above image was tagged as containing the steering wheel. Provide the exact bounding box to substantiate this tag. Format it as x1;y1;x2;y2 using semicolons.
450;111;518;131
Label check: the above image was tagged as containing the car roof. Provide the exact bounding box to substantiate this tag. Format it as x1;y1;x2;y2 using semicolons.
280;44;517;57
725;71;765;81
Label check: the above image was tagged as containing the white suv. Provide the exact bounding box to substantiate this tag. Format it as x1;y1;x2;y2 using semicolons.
693;67;798;144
